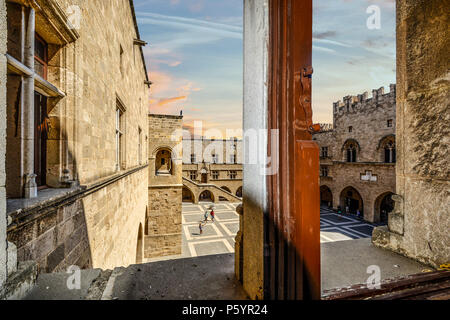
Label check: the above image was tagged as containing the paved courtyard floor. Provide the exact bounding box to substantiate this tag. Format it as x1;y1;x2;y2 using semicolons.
320;206;384;243
145;202;384;263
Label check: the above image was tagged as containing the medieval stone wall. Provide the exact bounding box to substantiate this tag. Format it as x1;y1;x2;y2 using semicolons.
0;0;8;290
7;168;147;272
146;114;183;258
5;0;149;272
373;0;450;268
314;86;396;222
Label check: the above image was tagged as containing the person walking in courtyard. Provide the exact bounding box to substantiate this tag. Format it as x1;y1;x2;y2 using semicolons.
199;222;203;235
204;210;209;222
210;209;215;222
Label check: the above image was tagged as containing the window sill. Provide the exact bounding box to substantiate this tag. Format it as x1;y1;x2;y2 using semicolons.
7;185;82;217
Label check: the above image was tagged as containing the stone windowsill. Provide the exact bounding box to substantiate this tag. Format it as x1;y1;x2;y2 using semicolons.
7;165;149;220
7;185;83;217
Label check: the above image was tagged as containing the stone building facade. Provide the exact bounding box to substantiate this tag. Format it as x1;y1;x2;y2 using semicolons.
373;0;449;268
313;85;397;223
182;138;243;203
4;0;150;274
146;114;183;258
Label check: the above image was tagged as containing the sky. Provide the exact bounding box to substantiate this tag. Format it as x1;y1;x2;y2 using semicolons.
134;0;396;137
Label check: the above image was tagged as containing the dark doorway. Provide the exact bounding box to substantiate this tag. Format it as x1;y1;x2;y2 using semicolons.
340;187;363;215
182;187;194;203
236;186;243;198
320;186;333;207
34;92;47;187
201;173;208;183
199;190;213;202
376;192;394;224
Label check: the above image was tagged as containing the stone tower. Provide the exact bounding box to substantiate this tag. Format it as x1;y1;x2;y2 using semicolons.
146;114;183;258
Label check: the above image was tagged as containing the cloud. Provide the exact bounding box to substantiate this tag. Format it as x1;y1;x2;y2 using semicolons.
148;70;202;114
150;96;187;109
136;12;243;40
313;31;337;39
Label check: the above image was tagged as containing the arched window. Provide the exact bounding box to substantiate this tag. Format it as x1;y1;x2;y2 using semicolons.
342;139;360;163
384;141;396;163
378;135;396;163
346;143;357;163
155;149;172;175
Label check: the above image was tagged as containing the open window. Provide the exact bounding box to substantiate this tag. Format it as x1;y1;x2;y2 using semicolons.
155;148;172;175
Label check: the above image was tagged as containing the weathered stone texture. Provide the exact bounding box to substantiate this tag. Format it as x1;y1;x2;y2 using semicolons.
373;0;450;268
0;0;8;290
313;87;396;222
5;0;149;273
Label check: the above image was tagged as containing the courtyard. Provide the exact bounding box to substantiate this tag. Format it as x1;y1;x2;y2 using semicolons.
145;202;381;263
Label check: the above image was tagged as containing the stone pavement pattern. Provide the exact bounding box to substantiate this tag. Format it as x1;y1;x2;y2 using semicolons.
145;202;379;264
320;206;382;243
145;202;240;263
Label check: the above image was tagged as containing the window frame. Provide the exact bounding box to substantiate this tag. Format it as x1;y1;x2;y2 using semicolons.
34;33;48;80
116;106;125;171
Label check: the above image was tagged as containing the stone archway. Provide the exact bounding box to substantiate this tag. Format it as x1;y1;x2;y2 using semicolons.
182;186;195;203
136;224;143;264
155;148;172;175
221;186;232;193
320;185;333;207
340;186;364;216
199;190;214;202
374;192;394;224
236;186;243;198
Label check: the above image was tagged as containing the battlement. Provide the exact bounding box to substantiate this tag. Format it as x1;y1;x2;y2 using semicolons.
333;84;396;115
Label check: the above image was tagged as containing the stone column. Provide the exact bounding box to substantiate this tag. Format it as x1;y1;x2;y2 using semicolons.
22;7;37;198
0;0;8;293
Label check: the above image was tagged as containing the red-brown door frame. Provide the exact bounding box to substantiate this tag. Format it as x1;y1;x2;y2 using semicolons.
266;0;321;300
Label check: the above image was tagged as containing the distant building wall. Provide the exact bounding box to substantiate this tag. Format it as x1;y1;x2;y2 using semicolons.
182;139;243;200
313;86;396;223
146;114;183;258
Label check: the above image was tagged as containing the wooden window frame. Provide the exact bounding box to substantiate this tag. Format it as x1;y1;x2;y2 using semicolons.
35;33;48;80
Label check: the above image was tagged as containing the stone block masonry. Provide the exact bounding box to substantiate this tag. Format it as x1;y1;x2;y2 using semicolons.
146;115;183;258
4;0;150;274
7;167;148;273
313;85;396;223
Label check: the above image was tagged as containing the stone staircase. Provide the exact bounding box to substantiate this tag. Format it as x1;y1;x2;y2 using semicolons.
182;177;242;203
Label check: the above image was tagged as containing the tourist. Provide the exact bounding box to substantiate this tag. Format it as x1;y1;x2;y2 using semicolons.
211;209;215;222
199;222;203;235
356;210;361;218
204;210;209;222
